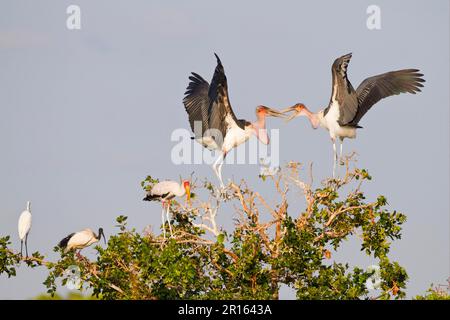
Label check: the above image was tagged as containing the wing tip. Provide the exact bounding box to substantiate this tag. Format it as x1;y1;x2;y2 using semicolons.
58;234;73;249
341;52;353;60
333;52;353;70
214;52;222;66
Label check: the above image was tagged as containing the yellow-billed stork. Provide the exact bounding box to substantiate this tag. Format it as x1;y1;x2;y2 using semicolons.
282;53;425;177
183;53;286;187
143;180;191;238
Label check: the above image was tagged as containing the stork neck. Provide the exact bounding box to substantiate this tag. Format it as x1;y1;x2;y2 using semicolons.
26;201;31;212
97;228;105;242
252;116;270;144
303;108;320;129
254;115;266;130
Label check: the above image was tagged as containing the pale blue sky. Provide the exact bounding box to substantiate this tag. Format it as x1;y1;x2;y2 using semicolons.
0;0;448;299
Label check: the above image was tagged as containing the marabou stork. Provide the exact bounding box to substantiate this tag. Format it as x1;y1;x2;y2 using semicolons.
143;180;191;238
18;201;32;257
282;53;425;177
59;228;106;255
183;54;286;187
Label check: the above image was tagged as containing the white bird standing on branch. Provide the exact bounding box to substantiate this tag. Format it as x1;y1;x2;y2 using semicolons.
58;228;106;256
18;201;32;257
143;180;191;239
183;53;286;187
282;53;425;177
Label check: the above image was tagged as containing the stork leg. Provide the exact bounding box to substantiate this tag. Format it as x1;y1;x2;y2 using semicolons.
212;152;226;188
217;151;227;188
161;202;166;239
20;240;23;257
166;200;173;237
339;138;345;165
25;234;29;258
332;138;337;178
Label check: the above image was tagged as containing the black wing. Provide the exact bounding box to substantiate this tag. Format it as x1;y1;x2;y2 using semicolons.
349;69;425;126
183;72;210;138
58;233;75;249
325;53;359;126
143;192;170;201
207;53;242;142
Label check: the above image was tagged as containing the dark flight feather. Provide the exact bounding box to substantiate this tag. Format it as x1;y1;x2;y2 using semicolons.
325;53;359;126
348;69;425;126
58;233;75;249
183;72;210;137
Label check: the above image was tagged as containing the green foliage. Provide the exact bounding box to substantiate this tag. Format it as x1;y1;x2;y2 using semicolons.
414;282;450;300
0;236;20;277
34;292;98;300
141;176;160;192
0;164;420;300
0;236;46;278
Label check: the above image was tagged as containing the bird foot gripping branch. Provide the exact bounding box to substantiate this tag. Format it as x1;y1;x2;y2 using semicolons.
214;183;233;201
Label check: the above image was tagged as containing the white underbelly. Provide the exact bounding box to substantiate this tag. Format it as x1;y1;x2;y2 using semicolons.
323;102;357;140
222;126;252;152
195;137;220;150
325;119;357;139
333;125;357;139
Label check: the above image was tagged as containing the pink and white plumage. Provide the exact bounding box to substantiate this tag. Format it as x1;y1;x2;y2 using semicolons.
143;180;191;239
145;180;189;200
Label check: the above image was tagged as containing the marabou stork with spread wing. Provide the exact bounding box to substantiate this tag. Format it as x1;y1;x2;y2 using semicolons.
282;53;425;177
183;54;286;187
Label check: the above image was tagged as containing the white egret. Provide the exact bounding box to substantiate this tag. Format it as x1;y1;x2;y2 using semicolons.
18;201;32;257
